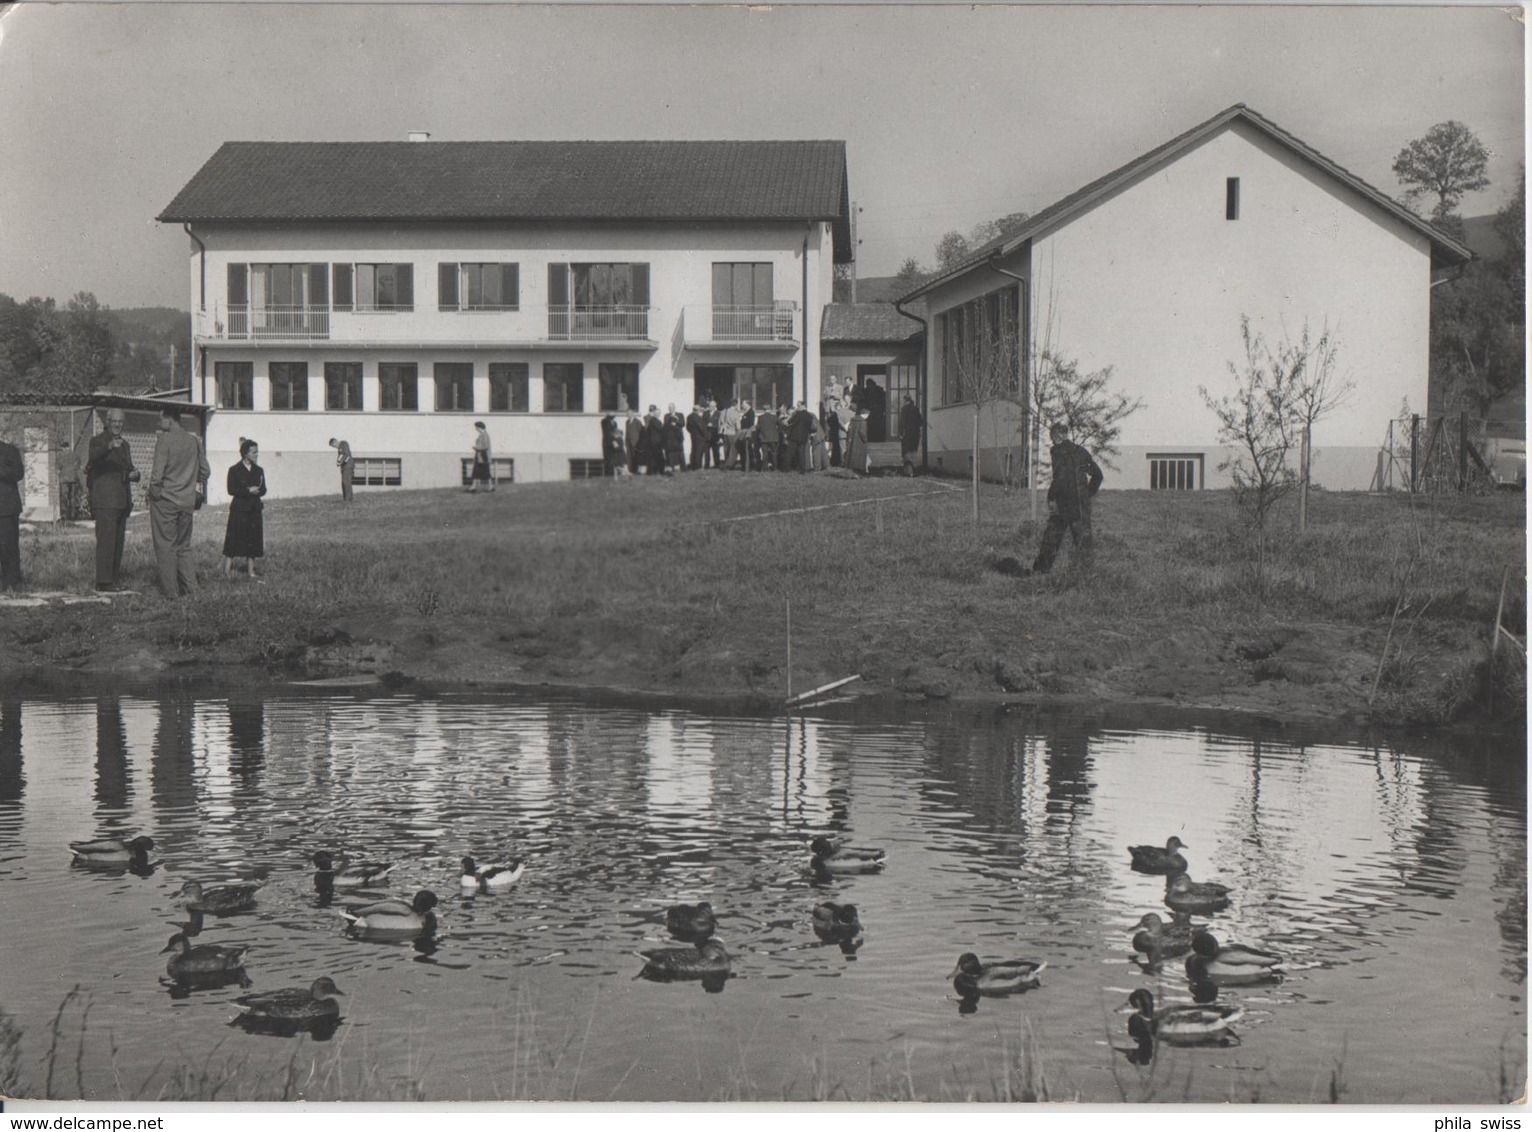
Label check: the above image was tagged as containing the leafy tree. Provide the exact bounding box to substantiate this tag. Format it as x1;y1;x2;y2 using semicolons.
1429;262;1522;415
1491;164;1525;309
0;290;126;396
935;230;971;271
894;257;927;292
1392;121;1491;221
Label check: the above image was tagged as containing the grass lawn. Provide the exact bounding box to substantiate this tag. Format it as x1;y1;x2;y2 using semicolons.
2;469;1524;725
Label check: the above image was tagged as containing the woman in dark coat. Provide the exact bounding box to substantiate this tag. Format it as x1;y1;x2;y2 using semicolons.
843;410;871;476
223;438;267;579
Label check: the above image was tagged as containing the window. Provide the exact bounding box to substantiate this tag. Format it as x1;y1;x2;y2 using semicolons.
439;263;520;311
568;458;607;479
938;285;1020;406
598;363;639;413
489;363;529;413
379;362;418;411
548;263;650;338
460;457;515;484
325;362;363;411
1226;177;1240;221
227;263;328;338
1148;453;1204;490
711;263;781;339
333;263;414;311
543;362;584;413
353;457;402;486
693;364;792;411
215;362;253;410
268;362;309;411
434;362;474;412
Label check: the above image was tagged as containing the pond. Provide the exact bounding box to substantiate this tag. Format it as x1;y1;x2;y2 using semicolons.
0;690;1523;1103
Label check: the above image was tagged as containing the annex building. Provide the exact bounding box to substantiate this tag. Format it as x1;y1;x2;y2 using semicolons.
158;138;851;496
899;104;1474;491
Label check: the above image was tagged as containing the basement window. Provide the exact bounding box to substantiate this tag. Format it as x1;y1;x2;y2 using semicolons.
1148;453;1204;490
460;457;515;485
1226;177;1240;221
353;457;403;487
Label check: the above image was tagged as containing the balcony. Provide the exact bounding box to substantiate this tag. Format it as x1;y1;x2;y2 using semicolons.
546;305;651;342
682;303;799;348
222;304;331;340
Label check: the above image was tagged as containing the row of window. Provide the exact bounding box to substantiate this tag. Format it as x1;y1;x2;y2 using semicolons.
937;285;1022;407
225;260;772;314
214;361;641;414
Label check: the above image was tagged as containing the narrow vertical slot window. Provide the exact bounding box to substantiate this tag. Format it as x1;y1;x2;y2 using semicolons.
1226;177;1240;221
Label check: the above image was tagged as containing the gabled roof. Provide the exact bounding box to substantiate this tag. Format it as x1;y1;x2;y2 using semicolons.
821;303;922;343
900;104;1474;301
159;140;852;262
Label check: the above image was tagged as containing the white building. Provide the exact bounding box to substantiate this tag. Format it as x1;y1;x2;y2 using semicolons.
898;104;1473;491
159;139;850;496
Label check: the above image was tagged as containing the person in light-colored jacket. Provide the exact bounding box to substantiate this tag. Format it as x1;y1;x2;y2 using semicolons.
148;407;210;598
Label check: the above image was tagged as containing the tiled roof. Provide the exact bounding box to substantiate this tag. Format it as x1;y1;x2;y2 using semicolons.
901;104;1474;300
159;140;852;260
821;303;922;343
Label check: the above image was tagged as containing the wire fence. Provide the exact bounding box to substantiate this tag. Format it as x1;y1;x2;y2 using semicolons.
1371;413;1525;494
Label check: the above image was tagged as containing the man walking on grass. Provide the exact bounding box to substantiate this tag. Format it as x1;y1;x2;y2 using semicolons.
148;407;210;599
1032;421;1104;574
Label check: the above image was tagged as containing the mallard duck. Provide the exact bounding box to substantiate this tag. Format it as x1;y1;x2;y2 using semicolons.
1127;988;1243;1047
235;977;344;1023
460;856;525;893
949;953;1046;997
1130;912;1201;962
809;836;886;874
665;901;717;941
637;939;731;981
179;880;262;915
1165;874;1232;915
339;889;439;937
1184;931;1283;985
69;835;154;867
1128;836;1190;875
811;902;862;943
313;851;395;889
162;932;249;979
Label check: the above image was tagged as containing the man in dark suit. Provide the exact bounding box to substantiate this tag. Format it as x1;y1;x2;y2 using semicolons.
0;434;23;591
624;411;643;475
643;406;668;476
786;402;814;474
686;405;707;471
85;409;140;591
756;405;781;471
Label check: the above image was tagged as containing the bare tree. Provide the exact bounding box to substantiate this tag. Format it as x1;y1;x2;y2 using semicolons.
947;289;1023;522
1286;322;1352;530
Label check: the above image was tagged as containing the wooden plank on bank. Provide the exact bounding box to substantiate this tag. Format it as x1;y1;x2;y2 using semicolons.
786;674;861;707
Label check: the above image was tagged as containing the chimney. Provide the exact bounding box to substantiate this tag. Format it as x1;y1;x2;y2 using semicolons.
408;131;431;143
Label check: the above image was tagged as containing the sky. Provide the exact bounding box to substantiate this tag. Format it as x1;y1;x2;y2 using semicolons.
0;2;1523;310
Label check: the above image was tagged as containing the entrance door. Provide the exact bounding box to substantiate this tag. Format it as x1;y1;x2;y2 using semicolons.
856;366;888;442
22;427;54;521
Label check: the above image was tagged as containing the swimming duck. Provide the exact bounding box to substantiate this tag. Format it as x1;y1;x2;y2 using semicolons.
949;953;1046;998
235;977;344;1024
1126;988;1243;1047
1184;930;1283;985
179;880;262;915
811;902;862;943
460;856;525;893
69;835;154;867
162;932;250;979
809;836;886;874
1128;836;1190;875
1165;874;1232;915
313;851;396;889
665;901;717;942
1130;912;1201;962
637;939;731;981
339;889;439;938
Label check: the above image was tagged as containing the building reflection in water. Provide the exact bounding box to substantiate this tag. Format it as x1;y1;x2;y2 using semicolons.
93;696;131;813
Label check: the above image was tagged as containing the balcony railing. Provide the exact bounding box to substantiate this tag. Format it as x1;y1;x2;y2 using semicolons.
547;305;651;341
224;304;331;340
683;302;798;346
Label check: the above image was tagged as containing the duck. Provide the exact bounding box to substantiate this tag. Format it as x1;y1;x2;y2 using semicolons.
460;856;525;893
1128;836;1190;875
1184;930;1283;985
811;902;862;943
339;889;439;938
949;953;1046;998
665;901;717;942
162;932;250;979
637;939;731;981
1130;912;1201;962
1165;874;1232;915
809;836;886;874
235;977;344;1024
69;835;154;867
1126;988;1243;1047
179;880;262;915
313;851;396;889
